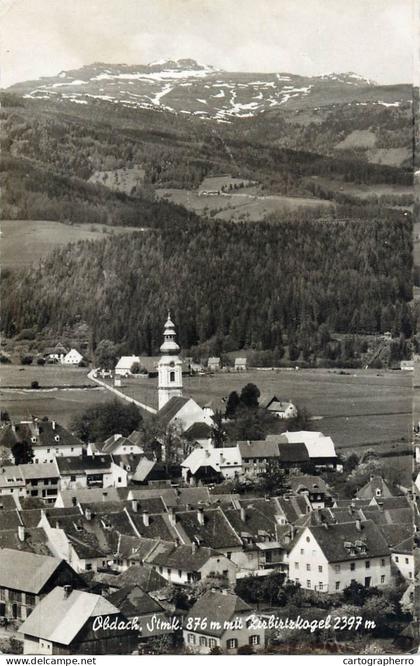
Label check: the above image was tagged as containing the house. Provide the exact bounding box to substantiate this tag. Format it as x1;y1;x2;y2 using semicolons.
183;589;264;654
259;394;298;419
280;431;340;470
145;541;237;587
170;507;243;559
108;585;169;640
18;586;137;655
62;349;83;366
400;360;414;371
391;535;414;581
181;447;242;484
0;419;85;464
158;396;213;434
0;549;82;621
45;343;68;363
237;439;279;477
56;455;127;490
288;519;391;594
356;476;396;500
90;433;143;457
55;487;125;508
183;422;213;449
287;475;332;509
0;462;60;504
208;357;221;372
234;358;247;372
115;356;141;377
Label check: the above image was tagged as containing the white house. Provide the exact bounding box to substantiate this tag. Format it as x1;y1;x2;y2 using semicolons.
62;349;83;366
208;357;221;372
115;355;141;377
391;536;414;581
181;446;242;484
259;395;297;420
56;456;128;490
234;358;247;372
288;519;391;594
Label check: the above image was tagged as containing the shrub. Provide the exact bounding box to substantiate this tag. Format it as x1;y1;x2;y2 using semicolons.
36;358;46;366
20;355;33;365
31;381;40;389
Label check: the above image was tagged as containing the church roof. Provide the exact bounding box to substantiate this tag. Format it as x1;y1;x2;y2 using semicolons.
158;396;191;427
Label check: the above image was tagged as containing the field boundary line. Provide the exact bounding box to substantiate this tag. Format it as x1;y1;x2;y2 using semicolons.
87;369;157;415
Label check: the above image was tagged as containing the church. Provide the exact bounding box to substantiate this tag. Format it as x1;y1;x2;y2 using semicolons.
157;312;214;433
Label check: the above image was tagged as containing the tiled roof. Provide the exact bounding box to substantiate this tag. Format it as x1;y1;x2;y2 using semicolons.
309;520;390;563
19;587;120;644
147;543;223;572
132;457;156;482
157;396;190;427
0;528;52;555
0;420;83;451
56;456;112;475
356;476;396;500
57;487;122;507
126;510;178;541
0;549;65;593
287;475;329;495
277;442;310;463
116;565;167;592
182;447;241;475
281;431;337;459
186;590;251;637
176;507;242;550
238;440;279;459
109;585;164;617
184;422;212;440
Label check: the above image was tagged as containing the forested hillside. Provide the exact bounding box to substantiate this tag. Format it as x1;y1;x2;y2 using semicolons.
1;215;412;360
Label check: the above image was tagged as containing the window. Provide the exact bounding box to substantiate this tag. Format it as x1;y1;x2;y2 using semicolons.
334;564;340;573
167;568;172;575
395;556;399;562
209;639;216;649
227;639;238;649
170;371;175;382
70;475;76;482
178;570;182;577
318;582;323;591
409;572;413;579
86;563;92;571
306;580;311;589
249;635;260;646
405;558;409;564
335;581;340;591
381;559;386;567
25;593;35;606
318;565;323;573
294;562;299;569
188;634;196;645
199;637;207;646
350;562;356;571
380;575;385;584
306;536;310;543
300;548;304;555
306;564;311;571
365;561;370;569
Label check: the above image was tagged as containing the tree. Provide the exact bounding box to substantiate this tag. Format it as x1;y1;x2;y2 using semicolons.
239;383;260;409
95;339;118;370
225;391;240;419
258;459;290;495
287;407;313;432
12;440;34;464
70;399;142;442
211;411;226;448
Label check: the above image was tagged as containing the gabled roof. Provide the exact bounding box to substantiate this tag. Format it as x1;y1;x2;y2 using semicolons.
0;420;84;451
0;549;66;593
56;456;112;475
109;585;164;617
19;587;120;645
115;356;140;371
184;422;212;440
57;487;122;507
277;442;310;463
237;440;279;459
307;520;390;563
132;457;156;482
126;509;178;541
356;476;396;500
182;447;241;475
175;507;242;550
157;396;191;427
186;590;251;637
281;431;337;459
147;543;225;572
288;475;330;495
276;495;311;523
0;528;52;555
116;565;167;592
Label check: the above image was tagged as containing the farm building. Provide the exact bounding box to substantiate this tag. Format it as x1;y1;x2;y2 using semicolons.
259;394;297;419
208;357;221;371
234;358;247;372
62;349;83;366
115;355;141;377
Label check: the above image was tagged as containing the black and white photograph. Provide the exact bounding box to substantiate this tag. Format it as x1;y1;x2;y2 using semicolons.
0;0;417;658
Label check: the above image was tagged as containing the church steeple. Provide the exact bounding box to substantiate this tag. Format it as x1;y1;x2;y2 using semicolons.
158;311;183;410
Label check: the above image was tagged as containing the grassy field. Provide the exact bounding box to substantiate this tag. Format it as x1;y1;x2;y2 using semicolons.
155;189;333;223
0;365;95;388
1;220;144;270
88;166;146;194
309;176;413;201
117;367;412;452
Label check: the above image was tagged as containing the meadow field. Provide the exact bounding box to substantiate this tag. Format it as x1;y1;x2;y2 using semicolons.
1;220;144;269
155;188;333;223
117;367;412;453
0;364;94;388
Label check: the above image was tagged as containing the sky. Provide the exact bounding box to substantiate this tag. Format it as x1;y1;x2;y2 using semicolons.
0;0;414;87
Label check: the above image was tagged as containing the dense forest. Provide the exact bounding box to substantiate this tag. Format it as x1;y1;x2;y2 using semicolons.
1;215;413;359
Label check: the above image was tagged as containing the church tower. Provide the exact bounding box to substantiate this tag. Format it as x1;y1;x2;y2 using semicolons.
158;311;183;410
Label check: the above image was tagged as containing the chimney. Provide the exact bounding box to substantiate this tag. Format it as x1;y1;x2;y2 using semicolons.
191;541;197;554
71;496;77;507
52;421;56;431
85;508;92;521
102;491;108;501
197;508;205;526
240;506;246;522
63;585;72;599
168;507;176;526
356;519;362;531
131;499;139;512
142;510;150;527
55;520;61;529
18;525;25;542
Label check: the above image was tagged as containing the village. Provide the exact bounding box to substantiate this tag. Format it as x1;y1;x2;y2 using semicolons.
0;313;416;655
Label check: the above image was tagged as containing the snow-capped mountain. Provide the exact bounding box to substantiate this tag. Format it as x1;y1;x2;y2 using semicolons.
7;60;409;120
